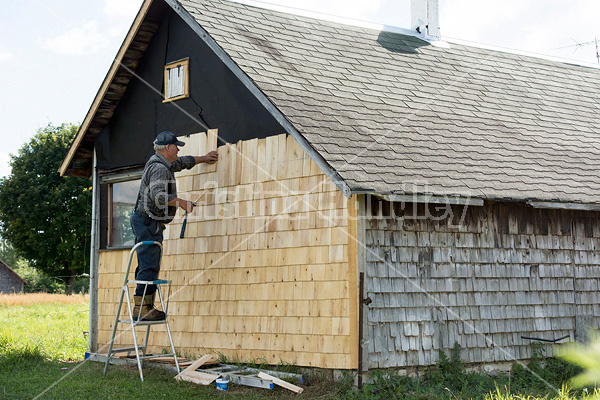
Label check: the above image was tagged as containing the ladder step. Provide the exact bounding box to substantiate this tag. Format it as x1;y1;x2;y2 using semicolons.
107;352;177;360
118;319;169;325
109;346;147;354
127;279;170;285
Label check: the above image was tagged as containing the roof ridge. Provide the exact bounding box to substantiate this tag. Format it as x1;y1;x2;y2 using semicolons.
447;36;600;71
225;0;600;71
225;0;443;43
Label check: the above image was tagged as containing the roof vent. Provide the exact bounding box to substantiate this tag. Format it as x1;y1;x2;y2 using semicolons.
411;0;440;39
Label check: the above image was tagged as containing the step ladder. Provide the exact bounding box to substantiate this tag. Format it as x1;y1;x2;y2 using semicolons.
103;241;180;381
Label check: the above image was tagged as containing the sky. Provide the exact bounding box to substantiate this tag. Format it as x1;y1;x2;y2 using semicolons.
0;0;598;179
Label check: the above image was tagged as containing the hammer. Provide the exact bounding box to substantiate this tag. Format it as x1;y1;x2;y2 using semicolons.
180;191;207;239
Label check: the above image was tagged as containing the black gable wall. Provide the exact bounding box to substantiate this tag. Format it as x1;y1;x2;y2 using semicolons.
95;8;284;170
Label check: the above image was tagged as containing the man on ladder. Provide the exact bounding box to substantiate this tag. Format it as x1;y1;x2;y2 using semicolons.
131;131;217;321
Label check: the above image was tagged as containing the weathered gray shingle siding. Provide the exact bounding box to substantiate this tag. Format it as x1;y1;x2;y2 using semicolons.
0;264;24;294
365;200;598;368
180;0;600;204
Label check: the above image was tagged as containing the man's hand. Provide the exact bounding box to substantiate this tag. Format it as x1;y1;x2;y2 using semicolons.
201;151;218;164
168;197;194;212
181;200;195;213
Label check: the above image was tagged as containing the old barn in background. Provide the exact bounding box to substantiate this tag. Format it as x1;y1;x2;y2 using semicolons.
60;0;600;373
0;259;25;294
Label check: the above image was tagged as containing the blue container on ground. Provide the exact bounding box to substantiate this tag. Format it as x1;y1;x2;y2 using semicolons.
216;376;229;391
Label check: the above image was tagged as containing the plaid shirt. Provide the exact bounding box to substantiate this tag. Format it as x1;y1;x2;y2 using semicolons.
135;152;195;222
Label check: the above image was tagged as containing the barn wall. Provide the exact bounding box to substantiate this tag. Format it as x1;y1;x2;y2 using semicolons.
365;199;600;369
0;265;24;294
97;133;355;369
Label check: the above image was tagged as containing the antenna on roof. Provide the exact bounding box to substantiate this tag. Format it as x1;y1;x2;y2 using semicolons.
550;38;599;64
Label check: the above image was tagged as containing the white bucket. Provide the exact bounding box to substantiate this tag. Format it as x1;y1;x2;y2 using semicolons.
216;376;229;391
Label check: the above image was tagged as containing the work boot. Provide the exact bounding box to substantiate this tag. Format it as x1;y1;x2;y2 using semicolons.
132;293;166;321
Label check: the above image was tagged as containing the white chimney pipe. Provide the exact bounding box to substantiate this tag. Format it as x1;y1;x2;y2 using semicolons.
411;0;440;39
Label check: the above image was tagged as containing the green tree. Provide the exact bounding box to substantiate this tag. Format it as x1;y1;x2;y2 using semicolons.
0;237;20;268
13;261;64;294
0;123;91;294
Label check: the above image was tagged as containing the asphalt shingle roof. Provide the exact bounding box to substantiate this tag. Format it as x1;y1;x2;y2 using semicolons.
180;0;600;204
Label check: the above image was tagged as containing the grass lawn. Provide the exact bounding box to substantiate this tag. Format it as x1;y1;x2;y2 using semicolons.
0;293;597;399
0;294;336;399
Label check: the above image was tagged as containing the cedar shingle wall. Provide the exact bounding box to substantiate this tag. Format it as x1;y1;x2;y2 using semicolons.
97;133;354;369
365;199;600;369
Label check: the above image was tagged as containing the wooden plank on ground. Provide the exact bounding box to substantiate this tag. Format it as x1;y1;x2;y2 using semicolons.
176;370;220;385
257;371;304;394
175;354;218;379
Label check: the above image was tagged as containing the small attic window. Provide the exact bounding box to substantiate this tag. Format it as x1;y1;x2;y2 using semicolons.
163;58;189;102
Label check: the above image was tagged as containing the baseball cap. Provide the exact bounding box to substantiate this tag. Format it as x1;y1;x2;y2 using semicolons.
155;131;185;146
